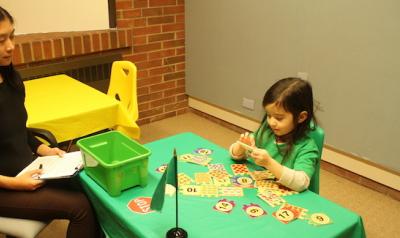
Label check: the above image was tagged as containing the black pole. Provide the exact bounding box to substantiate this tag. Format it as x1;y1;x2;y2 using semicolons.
174;149;179;229
166;149;187;238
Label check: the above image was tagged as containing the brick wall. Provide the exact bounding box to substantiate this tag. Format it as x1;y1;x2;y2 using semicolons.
117;0;187;124
12;0;187;126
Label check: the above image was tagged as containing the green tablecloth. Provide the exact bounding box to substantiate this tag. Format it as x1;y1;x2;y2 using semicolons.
80;132;366;238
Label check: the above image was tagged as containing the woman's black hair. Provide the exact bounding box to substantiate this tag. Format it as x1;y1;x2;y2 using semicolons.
257;77;316;158
0;6;23;93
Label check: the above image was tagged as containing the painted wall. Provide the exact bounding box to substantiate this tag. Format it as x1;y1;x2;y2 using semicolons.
186;0;400;171
2;0;109;34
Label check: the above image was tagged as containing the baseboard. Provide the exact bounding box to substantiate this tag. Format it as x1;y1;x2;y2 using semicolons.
188;97;400;195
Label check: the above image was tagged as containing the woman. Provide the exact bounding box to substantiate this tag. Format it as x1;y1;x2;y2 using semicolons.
0;6;103;237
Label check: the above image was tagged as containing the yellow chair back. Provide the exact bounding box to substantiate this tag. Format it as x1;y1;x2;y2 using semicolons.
107;61;138;121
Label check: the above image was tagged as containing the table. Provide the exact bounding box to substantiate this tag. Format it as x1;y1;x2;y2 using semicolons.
24;74;139;142
79;132;366;238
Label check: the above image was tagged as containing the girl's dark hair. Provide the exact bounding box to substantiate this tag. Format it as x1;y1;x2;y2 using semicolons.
0;6;23;93
0;6;14;23
257;77;316;157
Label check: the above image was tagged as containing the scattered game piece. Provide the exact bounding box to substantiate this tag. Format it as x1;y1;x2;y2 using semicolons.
231;164;250;175
127;197;154;214
242;203;267;218
272;203;307;224
257;190;286;207
250;170;275;180
179;153;211;166
180;185;203;196
218;187;244;197
208;163;226;171
212;177;231;186
213;199;235;214
178;173;194;185
231;175;254;188
255;180;279;189
273;207;297;224
236;140;254;152
279;203;308;220
200;184;219;197
308;213;332;226
194;148;213;156
156;164;168;173
195;172;212;184
209;170;231;180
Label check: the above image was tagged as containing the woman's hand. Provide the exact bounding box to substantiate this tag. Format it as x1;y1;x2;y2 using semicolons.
0;170;45;191
37;144;65;157
249;148;271;168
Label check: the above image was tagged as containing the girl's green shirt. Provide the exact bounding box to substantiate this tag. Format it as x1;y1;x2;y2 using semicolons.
253;124;320;180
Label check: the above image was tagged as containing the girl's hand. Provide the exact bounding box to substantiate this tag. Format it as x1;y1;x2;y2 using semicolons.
232;132;255;157
238;132;255;147
13;170;45;191
249;148;271;168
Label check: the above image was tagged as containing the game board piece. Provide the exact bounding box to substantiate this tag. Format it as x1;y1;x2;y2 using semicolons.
194;148;213;156
213;199;235;214
255;180;279;189
279;203;308;220
200;184;219;197
242;203;267;218
231;175;254;188
179;185;203;196
257;190;286;207
180;153;211;166
155;164;168;173
195;172;212;184
213;177;231;186
231;164;250;175
236;140;254;152
209;170;231;180
273;208;297;224
178;173;194;185
208;163;226;171
250;170;275;180
308;213;332;226
218;187;244;197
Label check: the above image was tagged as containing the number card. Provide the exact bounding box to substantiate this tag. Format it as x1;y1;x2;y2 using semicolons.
180;185;203;196
308;213;332;226
231;175;254;188
194;148;213;156
213;199;235;214
155;164;168;173
242;203;267;218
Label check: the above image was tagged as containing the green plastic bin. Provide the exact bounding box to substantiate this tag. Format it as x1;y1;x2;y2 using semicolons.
77;131;151;196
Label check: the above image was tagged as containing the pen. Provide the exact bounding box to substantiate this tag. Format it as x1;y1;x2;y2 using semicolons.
39;164;43;170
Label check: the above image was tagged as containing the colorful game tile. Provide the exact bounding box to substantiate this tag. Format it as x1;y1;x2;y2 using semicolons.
242;203;267;218
213;199;235;214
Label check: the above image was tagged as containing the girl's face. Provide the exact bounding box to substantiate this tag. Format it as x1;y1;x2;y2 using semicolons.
0;19;15;66
265;103;296;137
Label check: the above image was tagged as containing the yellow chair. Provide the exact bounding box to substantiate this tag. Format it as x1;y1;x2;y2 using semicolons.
107;61;140;139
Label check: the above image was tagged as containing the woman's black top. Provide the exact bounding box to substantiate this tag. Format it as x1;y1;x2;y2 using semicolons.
0;68;41;176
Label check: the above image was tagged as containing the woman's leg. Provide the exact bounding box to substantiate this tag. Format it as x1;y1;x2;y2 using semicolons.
0;180;103;238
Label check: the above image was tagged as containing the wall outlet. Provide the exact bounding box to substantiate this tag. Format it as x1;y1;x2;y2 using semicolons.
242;97;255;110
297;72;308;80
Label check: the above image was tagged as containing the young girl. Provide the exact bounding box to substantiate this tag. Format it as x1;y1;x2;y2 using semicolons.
230;77;320;192
0;6;103;237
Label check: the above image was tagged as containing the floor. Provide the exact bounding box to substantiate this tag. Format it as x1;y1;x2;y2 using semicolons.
2;112;399;238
